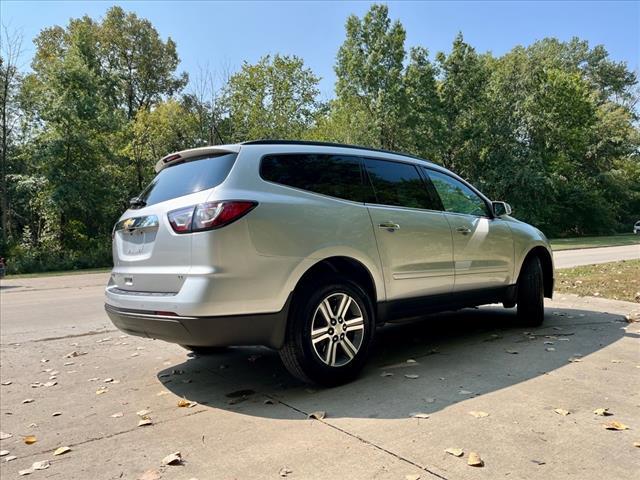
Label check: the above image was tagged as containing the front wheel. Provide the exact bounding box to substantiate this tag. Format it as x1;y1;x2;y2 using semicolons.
279;279;375;386
516;256;545;326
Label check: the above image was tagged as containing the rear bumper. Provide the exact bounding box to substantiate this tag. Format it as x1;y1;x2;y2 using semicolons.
105;295;291;349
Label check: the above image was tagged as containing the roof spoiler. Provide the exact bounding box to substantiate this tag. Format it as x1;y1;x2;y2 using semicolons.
155;145;241;173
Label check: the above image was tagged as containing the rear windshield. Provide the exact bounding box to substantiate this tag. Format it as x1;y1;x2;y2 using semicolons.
136;153;237;207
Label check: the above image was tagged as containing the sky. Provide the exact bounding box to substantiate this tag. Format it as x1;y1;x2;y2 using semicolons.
2;0;639;99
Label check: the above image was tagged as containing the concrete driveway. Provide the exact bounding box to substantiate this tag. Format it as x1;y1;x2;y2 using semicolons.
1;269;639;479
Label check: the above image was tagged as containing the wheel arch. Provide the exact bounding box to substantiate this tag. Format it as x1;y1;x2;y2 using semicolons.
518;246;554;298
293;256;378;306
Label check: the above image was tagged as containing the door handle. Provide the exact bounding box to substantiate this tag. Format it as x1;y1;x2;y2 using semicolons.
456;226;472;235
378;222;400;231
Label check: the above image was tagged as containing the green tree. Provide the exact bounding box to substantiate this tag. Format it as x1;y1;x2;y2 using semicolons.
334;4;407;150
100;6;188;120
223;54;321;141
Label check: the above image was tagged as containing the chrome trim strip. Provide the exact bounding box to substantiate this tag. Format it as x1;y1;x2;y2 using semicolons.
107;287;177;297
114;215;159;233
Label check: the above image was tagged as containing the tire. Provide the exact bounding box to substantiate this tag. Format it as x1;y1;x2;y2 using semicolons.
516;256;545;326
181;345;228;355
279;278;375;386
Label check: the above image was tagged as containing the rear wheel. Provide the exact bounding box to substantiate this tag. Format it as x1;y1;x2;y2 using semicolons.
516;256;545;326
279;279;375;386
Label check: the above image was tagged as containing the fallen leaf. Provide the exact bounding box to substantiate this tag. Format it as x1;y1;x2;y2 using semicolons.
1;381;12;386
308;411;326;420
18;468;33;476
554;408;570;416
177;399;195;408
0;432;12;440
96;387;108;395
406;359;417;363
161;451;182;466
43;381;57;387
279;466;293;477
53;446;71;456
103;378;114;383
633;442;640;448
23;435;37;445
459;390;473;395
136;409;151;416
404;374;420;379
64;351;86;358
467;451;484;467
410;412;430;419
52;412;62;417
380;372;394;377
263;399;274;405
22;398;34;404
568;357;582;363
593;408;612;416
531;459;546;465
5;455;17;462
138;469;161;480
604;420;629;431
469;411;490;418
0;450;9;457
545;347;556;352
138;417;152;427
505;349;519;354
445;447;464;457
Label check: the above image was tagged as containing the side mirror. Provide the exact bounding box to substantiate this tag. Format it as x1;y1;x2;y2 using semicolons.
492;201;512;217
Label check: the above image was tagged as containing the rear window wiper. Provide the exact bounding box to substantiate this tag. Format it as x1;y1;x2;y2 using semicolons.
129;197;147;209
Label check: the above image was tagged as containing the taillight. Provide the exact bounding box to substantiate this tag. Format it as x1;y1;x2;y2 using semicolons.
168;201;257;234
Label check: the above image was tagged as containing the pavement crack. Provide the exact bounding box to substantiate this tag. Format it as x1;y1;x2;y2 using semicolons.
13;408;209;461
271;397;449;480
1;329;118;346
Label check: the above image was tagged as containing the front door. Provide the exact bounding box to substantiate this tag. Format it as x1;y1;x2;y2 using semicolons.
424;168;514;291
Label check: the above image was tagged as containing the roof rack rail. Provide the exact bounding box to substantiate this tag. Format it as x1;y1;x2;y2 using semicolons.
241;139;429;163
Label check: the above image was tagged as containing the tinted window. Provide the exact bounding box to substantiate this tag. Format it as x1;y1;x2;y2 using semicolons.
426;169;489;216
260;154;368;202
138;153;236;207
364;158;438;210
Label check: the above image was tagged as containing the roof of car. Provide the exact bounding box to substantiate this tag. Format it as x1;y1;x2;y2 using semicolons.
241;139;436;165
157;140;438;172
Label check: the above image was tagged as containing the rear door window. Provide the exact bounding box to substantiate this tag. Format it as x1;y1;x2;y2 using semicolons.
138;153;237;207
363;158;439;210
260;154;370;202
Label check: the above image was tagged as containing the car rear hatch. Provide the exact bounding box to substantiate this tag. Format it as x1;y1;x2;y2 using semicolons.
110;147;239;294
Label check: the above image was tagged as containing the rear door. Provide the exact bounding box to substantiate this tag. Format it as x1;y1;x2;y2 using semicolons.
364;158;454;301
424;168;513;291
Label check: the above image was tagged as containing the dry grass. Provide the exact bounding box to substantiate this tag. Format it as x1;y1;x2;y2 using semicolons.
556;259;640;303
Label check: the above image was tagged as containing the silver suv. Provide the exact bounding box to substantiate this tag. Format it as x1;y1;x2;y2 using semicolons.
105;140;554;385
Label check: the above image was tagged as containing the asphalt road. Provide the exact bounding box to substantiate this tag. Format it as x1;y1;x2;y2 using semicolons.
553;244;640;269
1;248;639;479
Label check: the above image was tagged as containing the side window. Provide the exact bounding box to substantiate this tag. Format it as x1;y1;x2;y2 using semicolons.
363;158;438;210
260;154;370;202
426;169;489;217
